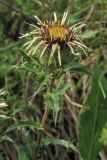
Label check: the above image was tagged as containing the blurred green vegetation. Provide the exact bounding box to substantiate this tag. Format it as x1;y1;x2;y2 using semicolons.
0;0;107;160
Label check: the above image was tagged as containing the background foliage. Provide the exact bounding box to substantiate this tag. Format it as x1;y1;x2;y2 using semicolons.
0;0;107;160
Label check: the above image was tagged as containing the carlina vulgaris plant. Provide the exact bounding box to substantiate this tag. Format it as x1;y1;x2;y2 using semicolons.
20;11;90;124
20;11;89;66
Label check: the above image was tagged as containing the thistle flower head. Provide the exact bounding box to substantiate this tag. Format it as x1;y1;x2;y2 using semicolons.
21;12;88;66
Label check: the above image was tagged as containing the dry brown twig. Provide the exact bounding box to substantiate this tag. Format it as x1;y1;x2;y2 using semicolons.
84;4;95;23
41;105;48;126
99;149;107;160
64;94;82;108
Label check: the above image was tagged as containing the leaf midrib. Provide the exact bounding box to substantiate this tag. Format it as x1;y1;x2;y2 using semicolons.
88;90;99;160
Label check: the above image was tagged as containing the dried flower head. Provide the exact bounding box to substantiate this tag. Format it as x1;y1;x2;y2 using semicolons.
21;12;88;66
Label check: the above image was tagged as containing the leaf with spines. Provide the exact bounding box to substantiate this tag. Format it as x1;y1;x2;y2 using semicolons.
42;138;77;152
5;120;43;133
45;80;71;124
34;73;52;95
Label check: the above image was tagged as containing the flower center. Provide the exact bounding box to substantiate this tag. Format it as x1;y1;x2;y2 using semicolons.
48;25;67;39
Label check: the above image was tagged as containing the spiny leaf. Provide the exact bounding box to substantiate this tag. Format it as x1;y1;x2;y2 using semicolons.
45;81;71;124
55;63;91;76
34;73;52;95
19;49;42;66
5;120;43;133
42;138;77;152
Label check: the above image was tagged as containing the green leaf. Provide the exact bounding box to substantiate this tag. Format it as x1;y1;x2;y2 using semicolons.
0;135;14;143
0;41;21;52
55;63;91;76
18;148;28;160
101;127;107;146
45;81;71;124
5;120;43;133
64;63;91;75
42;138;77;152
19;49;42;67
78;66;107;160
34;73;52;95
0;154;4;160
